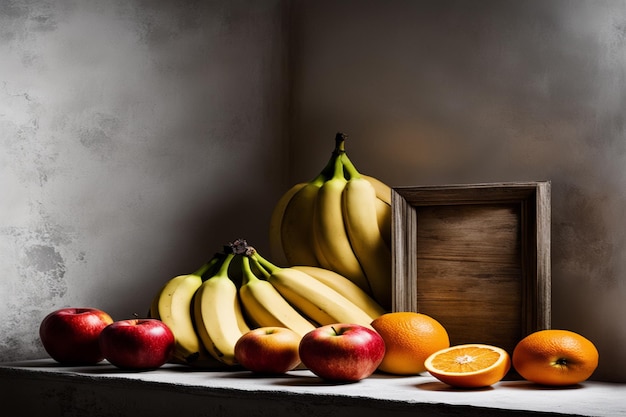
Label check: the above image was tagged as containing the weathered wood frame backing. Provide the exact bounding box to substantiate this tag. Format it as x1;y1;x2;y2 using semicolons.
392;181;551;348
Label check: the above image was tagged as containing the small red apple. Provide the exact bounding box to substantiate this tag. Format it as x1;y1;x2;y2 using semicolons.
99;318;175;370
234;327;301;374
299;323;385;382
39;307;114;365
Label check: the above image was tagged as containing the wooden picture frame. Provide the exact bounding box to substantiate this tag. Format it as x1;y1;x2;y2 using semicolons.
391;181;551;354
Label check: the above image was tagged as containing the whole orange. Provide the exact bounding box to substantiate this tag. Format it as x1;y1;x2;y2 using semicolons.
512;329;599;386
371;311;449;375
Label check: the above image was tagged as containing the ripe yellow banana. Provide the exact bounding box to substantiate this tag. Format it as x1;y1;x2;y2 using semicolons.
361;174;392;205
374;197;392;249
312;134;370;294
280;175;326;267
270;148;337;267
254;253;376;329
292;265;387;318
268;182;306;266
341;153;393;311
151;256;221;366
193;252;250;366
362;174;392;248
239;255;317;337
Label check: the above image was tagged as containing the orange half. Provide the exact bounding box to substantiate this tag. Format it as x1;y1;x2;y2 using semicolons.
424;344;511;388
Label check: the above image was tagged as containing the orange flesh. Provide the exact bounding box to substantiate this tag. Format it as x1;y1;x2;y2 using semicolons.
431;346;500;373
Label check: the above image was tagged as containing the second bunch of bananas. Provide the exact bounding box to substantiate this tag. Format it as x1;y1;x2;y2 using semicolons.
269;132;392;311
149;239;385;368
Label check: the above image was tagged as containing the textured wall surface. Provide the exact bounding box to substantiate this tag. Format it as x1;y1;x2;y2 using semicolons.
289;0;626;382
0;0;288;361
2;0;625;384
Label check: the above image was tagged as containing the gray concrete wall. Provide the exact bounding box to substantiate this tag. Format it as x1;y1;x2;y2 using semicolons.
2;0;625;384
289;0;626;382
0;0;288;360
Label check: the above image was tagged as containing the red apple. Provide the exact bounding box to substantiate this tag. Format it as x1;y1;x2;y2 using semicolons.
99;318;175;370
39;307;114;365
234;326;301;374
299;323;385;382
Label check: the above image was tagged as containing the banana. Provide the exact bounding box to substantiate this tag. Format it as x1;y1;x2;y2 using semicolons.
272;148;336;267
374;197;392;249
193;252;249;365
361;174;392;205
280;175;325;267
312;133;370;294
151;255;221;366
361;174;393;248
239;254;317;337
341;152;393;311
254;253;376;329
292;265;387;318
268;182;306;266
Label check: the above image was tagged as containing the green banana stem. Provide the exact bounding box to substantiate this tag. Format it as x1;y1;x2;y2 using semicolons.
195;253;225;279
340;152;362;180
332;132;365;180
330;144;346;180
208;252;235;279
310;170;329;187
252;252;280;275
241;255;268;286
250;255;271;280
334;132;347;154
313;145;340;183
226;239;274;281
306;131;348;184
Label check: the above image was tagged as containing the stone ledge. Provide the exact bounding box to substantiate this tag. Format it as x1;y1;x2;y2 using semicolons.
0;359;624;417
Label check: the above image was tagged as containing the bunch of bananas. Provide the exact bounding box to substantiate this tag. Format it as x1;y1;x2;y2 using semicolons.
148;239;385;368
269;132;393;311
